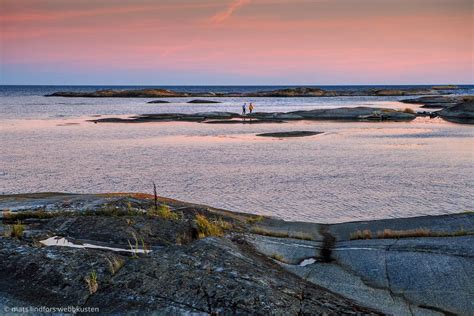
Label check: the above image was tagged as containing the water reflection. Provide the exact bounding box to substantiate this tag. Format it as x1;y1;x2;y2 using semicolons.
1;116;472;223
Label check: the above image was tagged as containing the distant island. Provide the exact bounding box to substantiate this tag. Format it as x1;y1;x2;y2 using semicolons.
45;86;460;98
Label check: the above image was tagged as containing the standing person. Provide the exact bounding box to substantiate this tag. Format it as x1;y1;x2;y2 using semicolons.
242;103;247;115
249;103;254;114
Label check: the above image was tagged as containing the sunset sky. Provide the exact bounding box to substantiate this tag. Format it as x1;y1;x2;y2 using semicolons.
1;0;473;85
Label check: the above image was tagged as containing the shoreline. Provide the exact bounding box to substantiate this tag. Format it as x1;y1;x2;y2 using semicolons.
1;192;472;314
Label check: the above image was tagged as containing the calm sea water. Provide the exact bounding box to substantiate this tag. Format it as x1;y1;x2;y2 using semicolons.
1;85;473;222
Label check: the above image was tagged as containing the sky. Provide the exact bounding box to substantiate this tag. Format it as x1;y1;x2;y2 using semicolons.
0;0;473;85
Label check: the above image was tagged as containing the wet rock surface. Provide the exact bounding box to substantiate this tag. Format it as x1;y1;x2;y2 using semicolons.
1;193;472;315
45;86;456;98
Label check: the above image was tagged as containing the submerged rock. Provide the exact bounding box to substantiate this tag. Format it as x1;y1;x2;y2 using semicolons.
256;131;323;137
147;100;171;104
187;99;221;104
204;119;285;124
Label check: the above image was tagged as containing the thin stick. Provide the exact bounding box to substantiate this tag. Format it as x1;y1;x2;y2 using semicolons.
153;181;158;212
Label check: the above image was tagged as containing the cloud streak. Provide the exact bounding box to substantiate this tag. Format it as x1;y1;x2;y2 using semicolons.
211;0;251;24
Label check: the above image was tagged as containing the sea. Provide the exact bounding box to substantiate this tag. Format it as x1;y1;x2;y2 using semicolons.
1;85;473;223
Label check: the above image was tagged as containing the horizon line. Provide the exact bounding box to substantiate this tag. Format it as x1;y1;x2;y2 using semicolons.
1;83;473;87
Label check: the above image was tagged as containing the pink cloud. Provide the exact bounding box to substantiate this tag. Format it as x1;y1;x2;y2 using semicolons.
210;0;251;24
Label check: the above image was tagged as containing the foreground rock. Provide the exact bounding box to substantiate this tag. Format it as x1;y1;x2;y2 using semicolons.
1;193;472;315
0;193;376;315
256;131;323;138
45;86;459;98
90;107;416;124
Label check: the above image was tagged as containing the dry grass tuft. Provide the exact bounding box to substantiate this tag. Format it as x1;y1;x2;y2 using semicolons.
251;226;313;240
377;228;472;239
214;218;232;230
350;227;472;240
85;270;98;294
377;228;430;239
251;226;289;238
270;253;287;263
127;232;150;257
194;214;230;238
9;221;25;239
246;215;264;224
91;204;143;217
289;232;314;241
3;210;61;221
148;204;179;220
403;108;416;114
350;229;372;240
105;256;125;275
